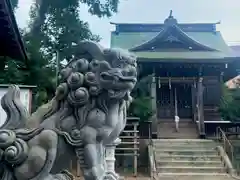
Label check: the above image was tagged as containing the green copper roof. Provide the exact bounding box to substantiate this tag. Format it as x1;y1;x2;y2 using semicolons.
111;31;233;59
110;13;234;61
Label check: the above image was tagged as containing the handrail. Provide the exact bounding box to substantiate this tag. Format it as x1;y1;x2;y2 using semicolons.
216;126;234;166
148;140;157;180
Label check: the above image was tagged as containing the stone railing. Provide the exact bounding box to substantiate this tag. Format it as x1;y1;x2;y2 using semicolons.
148;140;157;179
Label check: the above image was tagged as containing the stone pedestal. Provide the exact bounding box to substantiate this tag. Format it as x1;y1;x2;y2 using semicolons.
105;138;121;180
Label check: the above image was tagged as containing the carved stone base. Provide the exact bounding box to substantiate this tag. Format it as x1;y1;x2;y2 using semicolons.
83;164;105;180
104;172;124;180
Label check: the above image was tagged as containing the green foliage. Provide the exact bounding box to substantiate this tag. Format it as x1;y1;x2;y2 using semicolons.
128;96;154;122
219;84;240;121
28;0;118;61
131;74;153;97
128;75;155;121
0;58;25;84
4;0;120;110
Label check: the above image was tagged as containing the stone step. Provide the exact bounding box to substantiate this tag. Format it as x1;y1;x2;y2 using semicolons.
155;154;221;161
155;149;218;156
154;143;218;148
153;139;215;142
154;145;218;150
156;160;223;167
157;122;199;138
153;140;218;145
158;124;197;128
158;121;196;124
157;173;233;180
157;129;198;133
157;134;199;139
157;166;226;174
154;144;216;151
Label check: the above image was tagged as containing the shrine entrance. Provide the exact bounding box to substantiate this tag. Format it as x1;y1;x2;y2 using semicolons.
156;82;193;120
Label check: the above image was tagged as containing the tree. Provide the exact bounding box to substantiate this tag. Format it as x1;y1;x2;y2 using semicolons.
6;0;120;109
30;0;119;34
128;75;155;121
219;84;240;121
24;0;119;104
27;0;119;61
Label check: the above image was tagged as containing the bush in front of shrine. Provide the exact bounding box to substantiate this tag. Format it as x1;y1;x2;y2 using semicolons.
220;84;240;121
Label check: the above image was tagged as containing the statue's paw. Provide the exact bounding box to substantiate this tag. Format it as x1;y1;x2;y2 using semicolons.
104;171;120;180
84;164;105;180
53;170;74;180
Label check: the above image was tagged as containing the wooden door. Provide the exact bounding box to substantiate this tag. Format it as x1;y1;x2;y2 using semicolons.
175;84;192;119
156;84;174;119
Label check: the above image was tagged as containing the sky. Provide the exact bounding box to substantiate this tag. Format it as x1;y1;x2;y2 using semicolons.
16;0;240;47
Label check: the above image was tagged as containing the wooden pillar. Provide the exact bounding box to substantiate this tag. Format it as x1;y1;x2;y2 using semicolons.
219;71;224;103
151;74;158;138
197;77;206;138
191;81;197;122
174;87;178;117
220;71;224;83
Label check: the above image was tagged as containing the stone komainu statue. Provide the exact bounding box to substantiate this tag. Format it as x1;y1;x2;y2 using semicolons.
0;41;137;180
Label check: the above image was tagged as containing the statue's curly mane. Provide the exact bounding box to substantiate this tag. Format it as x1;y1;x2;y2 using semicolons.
28;42;111;130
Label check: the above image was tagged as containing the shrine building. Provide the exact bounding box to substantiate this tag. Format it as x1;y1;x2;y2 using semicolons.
110;12;240;139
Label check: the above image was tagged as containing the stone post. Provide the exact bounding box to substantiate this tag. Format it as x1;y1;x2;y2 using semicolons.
197;77;206;138
105;138;121;180
151;75;158;138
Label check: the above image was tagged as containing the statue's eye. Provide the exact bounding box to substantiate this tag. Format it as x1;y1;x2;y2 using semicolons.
90;60;100;69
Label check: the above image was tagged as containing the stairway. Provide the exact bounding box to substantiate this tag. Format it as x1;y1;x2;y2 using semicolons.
152;139;234;179
157;119;198;139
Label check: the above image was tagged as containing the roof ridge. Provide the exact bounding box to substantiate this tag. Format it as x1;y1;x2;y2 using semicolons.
129;24;217;52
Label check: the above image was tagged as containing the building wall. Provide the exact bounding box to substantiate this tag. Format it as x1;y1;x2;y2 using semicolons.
203;76;221;106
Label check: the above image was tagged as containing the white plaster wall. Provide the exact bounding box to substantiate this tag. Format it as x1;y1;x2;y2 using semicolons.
0;88;30;127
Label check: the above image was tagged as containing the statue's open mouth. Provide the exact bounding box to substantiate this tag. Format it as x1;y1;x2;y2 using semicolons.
100;72;137;83
100;72;136;99
107;89;127;98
